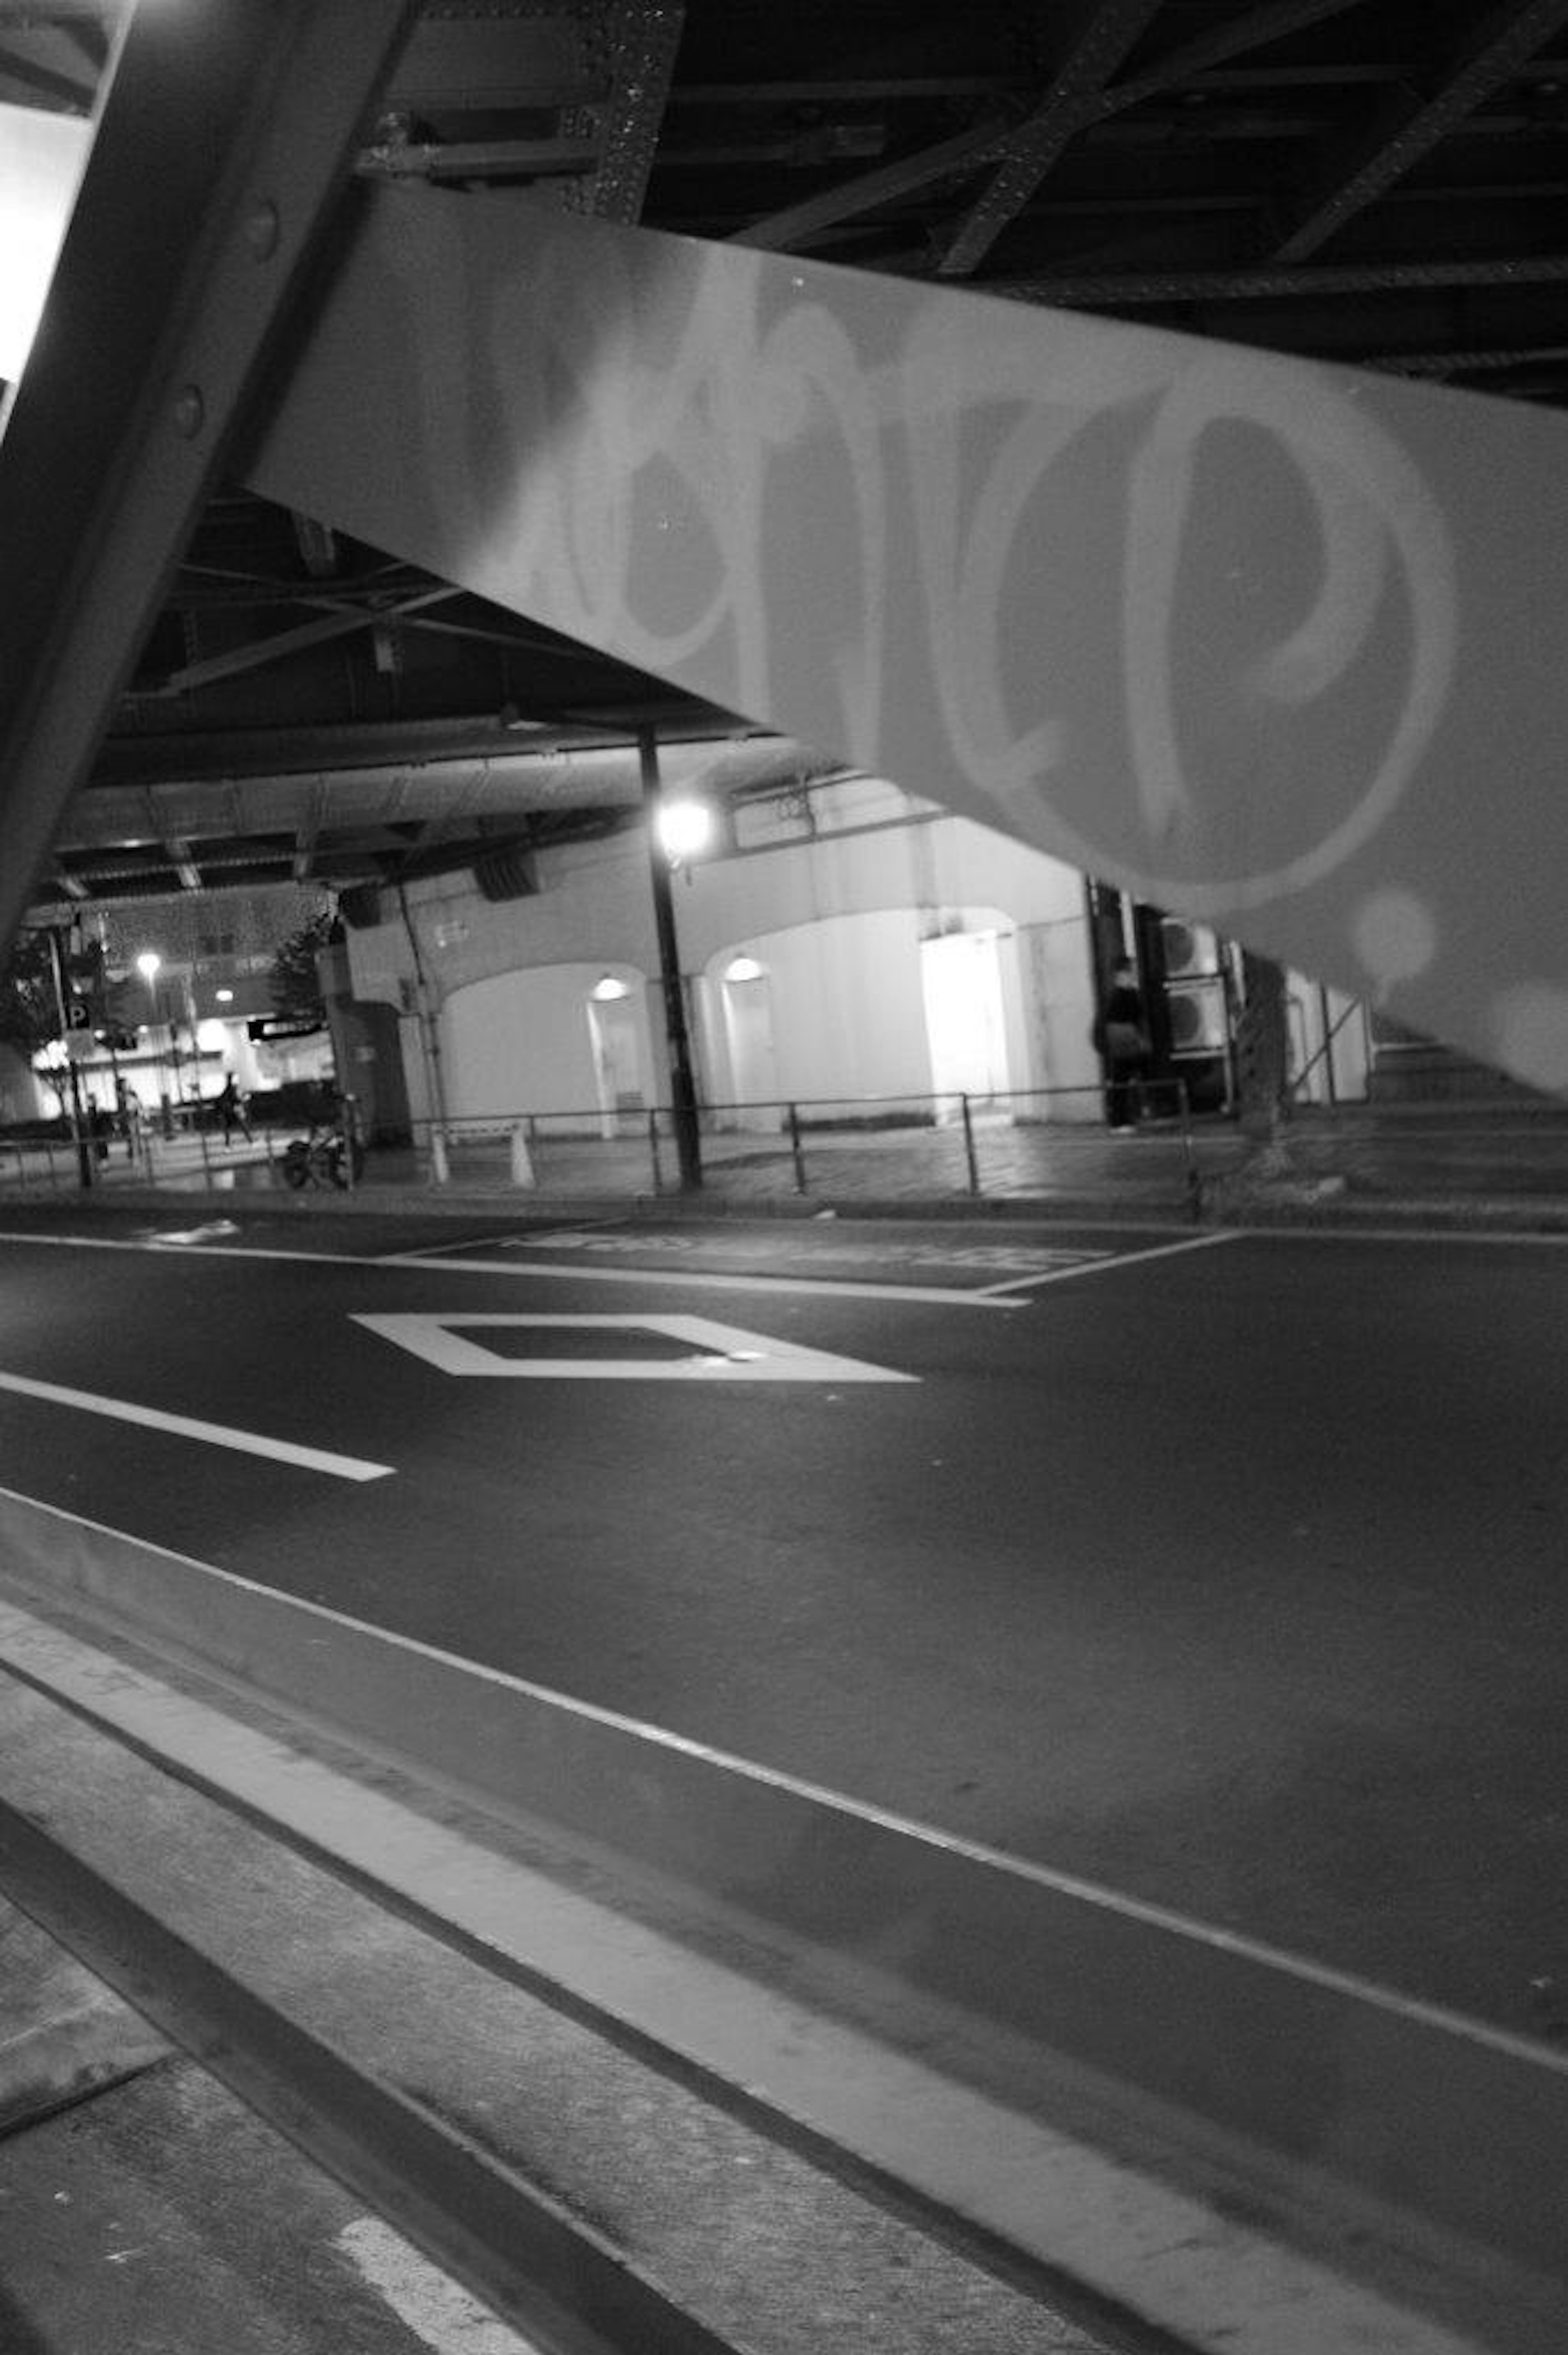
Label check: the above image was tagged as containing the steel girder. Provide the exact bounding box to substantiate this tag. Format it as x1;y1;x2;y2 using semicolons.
245;178;1568;1093
0;0;423;952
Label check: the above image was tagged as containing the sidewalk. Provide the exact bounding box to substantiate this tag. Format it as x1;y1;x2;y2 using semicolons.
6;1099;1568;1230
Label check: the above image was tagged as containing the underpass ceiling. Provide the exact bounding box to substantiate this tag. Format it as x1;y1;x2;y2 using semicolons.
6;0;1568;907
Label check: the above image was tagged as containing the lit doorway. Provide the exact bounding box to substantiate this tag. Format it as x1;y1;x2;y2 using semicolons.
920;931;1011;1107
721;956;779;1128
587;979;645;1137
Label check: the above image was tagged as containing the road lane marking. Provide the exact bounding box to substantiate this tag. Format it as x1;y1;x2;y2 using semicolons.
352;1311;918;1383
373;1250;1025;1306
0;1228;1023;1306
975;1229;1241;1293
335;2220;543;2354
0;1368;392;1481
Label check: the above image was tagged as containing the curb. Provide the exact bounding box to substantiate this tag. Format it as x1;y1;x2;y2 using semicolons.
9;1175;1568;1237
0;1902;169;2135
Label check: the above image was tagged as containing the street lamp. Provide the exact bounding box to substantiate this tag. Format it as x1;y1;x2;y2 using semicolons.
135;950;177;1130
655;796;714;871
639;730;705;1192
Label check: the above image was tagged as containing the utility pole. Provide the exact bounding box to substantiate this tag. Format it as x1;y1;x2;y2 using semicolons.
640;727;703;1193
47;925;94;1188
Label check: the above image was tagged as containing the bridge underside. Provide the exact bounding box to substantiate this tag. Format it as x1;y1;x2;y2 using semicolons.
4;1;1568;1100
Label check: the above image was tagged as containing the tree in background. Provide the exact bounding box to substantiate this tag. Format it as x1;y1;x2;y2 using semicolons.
0;930;66;1111
0;930;61;1061
268;911;334;1029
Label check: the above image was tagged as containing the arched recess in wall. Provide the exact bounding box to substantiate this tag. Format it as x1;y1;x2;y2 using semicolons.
708;951;779;1130
918;916;1018;1108
586;968;650;1136
440;961;652;1121
700;905;1023;1115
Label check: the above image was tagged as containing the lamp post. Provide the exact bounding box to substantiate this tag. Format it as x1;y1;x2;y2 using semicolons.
135;950;171;1134
639;726;708;1193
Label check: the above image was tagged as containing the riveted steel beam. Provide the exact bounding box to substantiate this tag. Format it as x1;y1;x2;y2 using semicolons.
734;0;1374;266
0;0;423;958
561;0;685;223
994;250;1568;302
931;0;1165;278
1270;0;1568;263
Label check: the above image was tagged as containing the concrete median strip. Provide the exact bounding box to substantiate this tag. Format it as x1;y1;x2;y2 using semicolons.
0;1485;1564;2353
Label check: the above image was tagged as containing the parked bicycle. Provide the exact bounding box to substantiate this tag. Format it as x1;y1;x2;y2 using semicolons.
278;1115;365;1191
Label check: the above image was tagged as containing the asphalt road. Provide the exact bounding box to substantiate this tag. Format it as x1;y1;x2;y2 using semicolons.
0;1203;1564;2041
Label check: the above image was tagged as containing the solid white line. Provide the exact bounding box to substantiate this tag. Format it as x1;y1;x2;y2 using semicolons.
0;1369;392;1482
975;1229;1240;1293
0;1227;1022;1307
0;1479;1551;2062
374;1249;1025;1308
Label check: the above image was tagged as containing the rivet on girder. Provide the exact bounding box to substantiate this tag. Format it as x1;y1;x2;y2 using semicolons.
172;386;205;440
244;201;281;261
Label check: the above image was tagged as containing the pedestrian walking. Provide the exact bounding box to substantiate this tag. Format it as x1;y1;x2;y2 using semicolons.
215;1075;250;1145
1095;956;1150;1132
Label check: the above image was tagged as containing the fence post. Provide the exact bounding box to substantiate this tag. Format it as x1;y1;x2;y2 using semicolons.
787;1102;807;1194
1176;1078;1204;1221
647;1109;663;1194
960;1093;980;1195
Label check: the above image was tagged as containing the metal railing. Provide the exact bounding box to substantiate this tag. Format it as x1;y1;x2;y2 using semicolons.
403;1078;1203;1213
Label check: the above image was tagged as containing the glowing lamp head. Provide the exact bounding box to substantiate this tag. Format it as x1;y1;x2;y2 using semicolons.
655;798;713;867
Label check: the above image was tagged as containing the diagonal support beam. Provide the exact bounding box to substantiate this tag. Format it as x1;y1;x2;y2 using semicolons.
0;0;423;957
1270;0;1568;263
245;182;1568;1093
930;0;1166;278
1100;0;1376;116
729;115;1017;254
735;0;1372;265
147;587;461;698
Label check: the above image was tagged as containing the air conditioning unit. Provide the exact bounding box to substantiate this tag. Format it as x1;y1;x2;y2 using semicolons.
1165;976;1229;1056
473;846;537;903
1160;917;1221;979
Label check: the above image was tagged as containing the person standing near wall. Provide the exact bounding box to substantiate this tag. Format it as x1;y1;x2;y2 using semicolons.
1095;956;1150;1132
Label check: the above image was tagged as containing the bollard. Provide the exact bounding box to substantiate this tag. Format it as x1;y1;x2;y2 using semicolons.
787;1102;807;1194
509;1122;535;1189
960;1093;980;1195
429;1128;450;1186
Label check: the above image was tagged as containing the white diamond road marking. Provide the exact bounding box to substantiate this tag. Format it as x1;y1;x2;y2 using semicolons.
351;1311;917;1383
